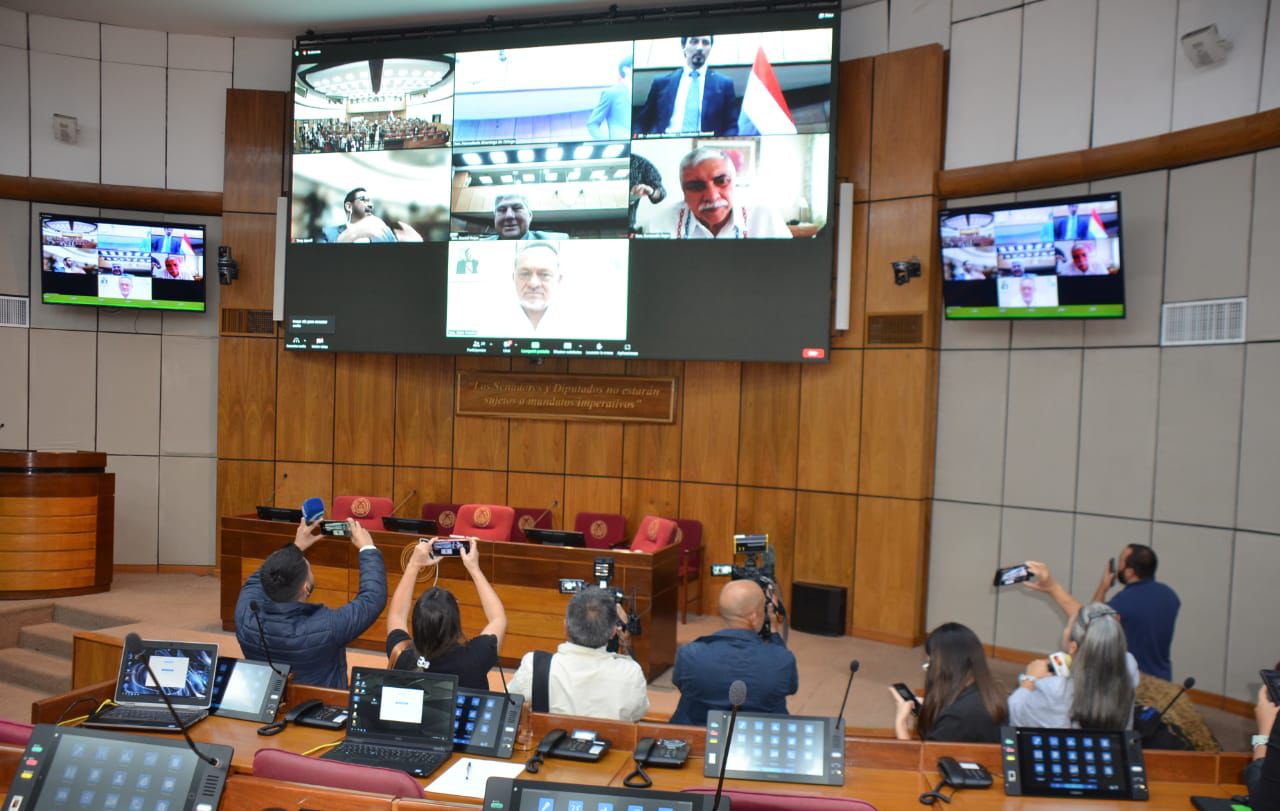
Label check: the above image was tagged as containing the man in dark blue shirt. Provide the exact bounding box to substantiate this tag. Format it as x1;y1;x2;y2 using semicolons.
670;579;798;725
1096;544;1180;681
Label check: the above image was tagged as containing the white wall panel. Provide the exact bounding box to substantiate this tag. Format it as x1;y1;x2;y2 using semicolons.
160;336;217;457
158;456;216;565
1171;0;1268;131
0;46;30;177
941;319;1012;349
841;2;888;60
101;25;165;67
1086;170;1169;346
107;454;159;565
1247;149;1280;340
28;204;98;331
1069;514;1151;599
28;14;97;59
1016;0;1097;159
1151;522;1232;692
995;507;1076;653
168;33;233;72
29;52;99;183
1236;343;1280;534
1153;345;1244;527
0;7;25;49
953;0;1022;21
1164;155;1253;302
928;501;1002;642
166;69;230;192
1003;349;1082;511
232;37;292;91
889;0;952;52
0;199;29;296
945;8;1022;169
1263;0;1280;110
0;327;28;450
1092;0;1176;146
28;328;97;450
101;62;166;188
1076;348;1160;519
1226;532;1280;702
934;350;1008;504
96;332;161;456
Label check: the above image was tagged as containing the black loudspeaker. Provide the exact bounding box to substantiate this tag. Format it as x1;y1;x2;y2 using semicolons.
789;582;847;636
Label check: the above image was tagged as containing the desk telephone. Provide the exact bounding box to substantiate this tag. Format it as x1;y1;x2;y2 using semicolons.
285;699;348;728
525;729;610;773
920;757;992;804
623;737;691;787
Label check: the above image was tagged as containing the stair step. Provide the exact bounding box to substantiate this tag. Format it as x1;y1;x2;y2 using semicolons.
0;683;44;725
52;604;136;631
18;622;76;659
0;648;71;694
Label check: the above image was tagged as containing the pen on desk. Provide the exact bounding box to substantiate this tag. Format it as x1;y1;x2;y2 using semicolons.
466;761;472;781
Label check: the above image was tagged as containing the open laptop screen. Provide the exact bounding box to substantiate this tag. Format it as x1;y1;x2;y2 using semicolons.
113;640;218;711
348;667;458;747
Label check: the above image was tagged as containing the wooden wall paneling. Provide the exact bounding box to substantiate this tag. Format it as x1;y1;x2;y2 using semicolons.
836;57;874;202
391;467;454;517
679;361;741;484
568;358;627;375
563;475;622;528
621;360;683;479
564;359;626;476
215;460;273;520
507;472;565;526
869;45;945;201
621;478;681;534
864;197;937;321
332;464;393;500
453;357;510;470
678;482;736;615
830;202;869;350
508;360;568;473
216;336;276;460
272;461;332;512
222;89;285;214
218;212;277;313
451;469;507;506
853;495;928;644
334;353;395;465
394;354;454;468
792;492;858;626
797;348;862;494
735;486;797;609
0;173;222;216
737;363;802;489
274;340;335;462
859;349;935;499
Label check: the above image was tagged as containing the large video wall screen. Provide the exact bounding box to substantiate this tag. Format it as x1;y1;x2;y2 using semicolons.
284;7;838;362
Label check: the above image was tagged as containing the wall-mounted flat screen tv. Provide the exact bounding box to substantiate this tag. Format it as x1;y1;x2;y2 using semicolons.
40;213;207;312
282;2;839;362
940;192;1124;320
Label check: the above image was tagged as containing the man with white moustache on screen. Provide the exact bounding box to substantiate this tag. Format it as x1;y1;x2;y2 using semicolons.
648;147;789;239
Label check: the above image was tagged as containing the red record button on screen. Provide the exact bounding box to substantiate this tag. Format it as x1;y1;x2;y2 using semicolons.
802;348;826;359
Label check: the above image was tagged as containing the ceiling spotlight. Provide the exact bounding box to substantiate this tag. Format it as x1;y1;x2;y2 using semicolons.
544;146;564;161
517;149;535;163
601;143;625;159
573;144;594;160
489;151;509;164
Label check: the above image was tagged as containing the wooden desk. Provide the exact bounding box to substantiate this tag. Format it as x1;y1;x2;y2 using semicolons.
219;515;680;679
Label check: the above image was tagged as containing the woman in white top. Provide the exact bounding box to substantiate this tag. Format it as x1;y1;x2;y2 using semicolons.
1009;602;1140;729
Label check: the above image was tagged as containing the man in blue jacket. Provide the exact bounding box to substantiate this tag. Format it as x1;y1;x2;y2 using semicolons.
235;517;387;689
670;579;798;725
635;35;738;137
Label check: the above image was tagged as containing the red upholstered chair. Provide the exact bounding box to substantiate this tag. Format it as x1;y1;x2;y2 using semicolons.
454;504;516;541
332;496;394;530
675;518;704;623
512;506;553;543
252;748;422;800
628;515;679;554
420;502;461;533
684;788;877;810
573;512;628;549
0;719;33;746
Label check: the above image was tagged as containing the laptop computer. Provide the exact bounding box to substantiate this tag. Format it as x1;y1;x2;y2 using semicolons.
82;639;219;732
525;528;586;547
322;666;458;778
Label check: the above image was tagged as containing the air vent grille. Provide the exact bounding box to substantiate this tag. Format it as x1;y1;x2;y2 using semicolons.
0;296;29;328
1161;298;1245;345
221;308;275;335
867;314;924;345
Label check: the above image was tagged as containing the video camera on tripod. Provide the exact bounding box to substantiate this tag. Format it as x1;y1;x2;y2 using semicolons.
710;534;787;640
558;557;641;652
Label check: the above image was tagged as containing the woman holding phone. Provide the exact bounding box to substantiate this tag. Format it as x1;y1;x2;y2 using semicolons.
385;538;507;688
889;622;1008;743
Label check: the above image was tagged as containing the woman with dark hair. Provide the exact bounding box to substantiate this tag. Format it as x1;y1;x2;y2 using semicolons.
889;622;1008;743
385;538;506;689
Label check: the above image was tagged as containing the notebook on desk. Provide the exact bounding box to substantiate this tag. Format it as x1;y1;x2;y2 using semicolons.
322;666;458;779
82;639;218;732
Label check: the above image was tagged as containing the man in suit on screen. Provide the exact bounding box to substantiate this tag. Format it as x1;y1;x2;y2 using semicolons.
635;35;738;136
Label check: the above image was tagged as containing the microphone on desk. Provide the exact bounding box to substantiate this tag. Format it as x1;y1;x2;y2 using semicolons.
301;497;325;525
1158;677;1196;720
390;489;418;516
835;659;860;725
124;633;219;767
531;499;559;529
260;471;287;507
248;600;285;678
712;680;747;811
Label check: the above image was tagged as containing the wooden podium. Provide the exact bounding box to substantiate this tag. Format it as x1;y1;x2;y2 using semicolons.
0;450;115;599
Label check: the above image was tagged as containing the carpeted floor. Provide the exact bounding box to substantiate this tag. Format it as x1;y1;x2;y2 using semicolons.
0;572;1256;751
